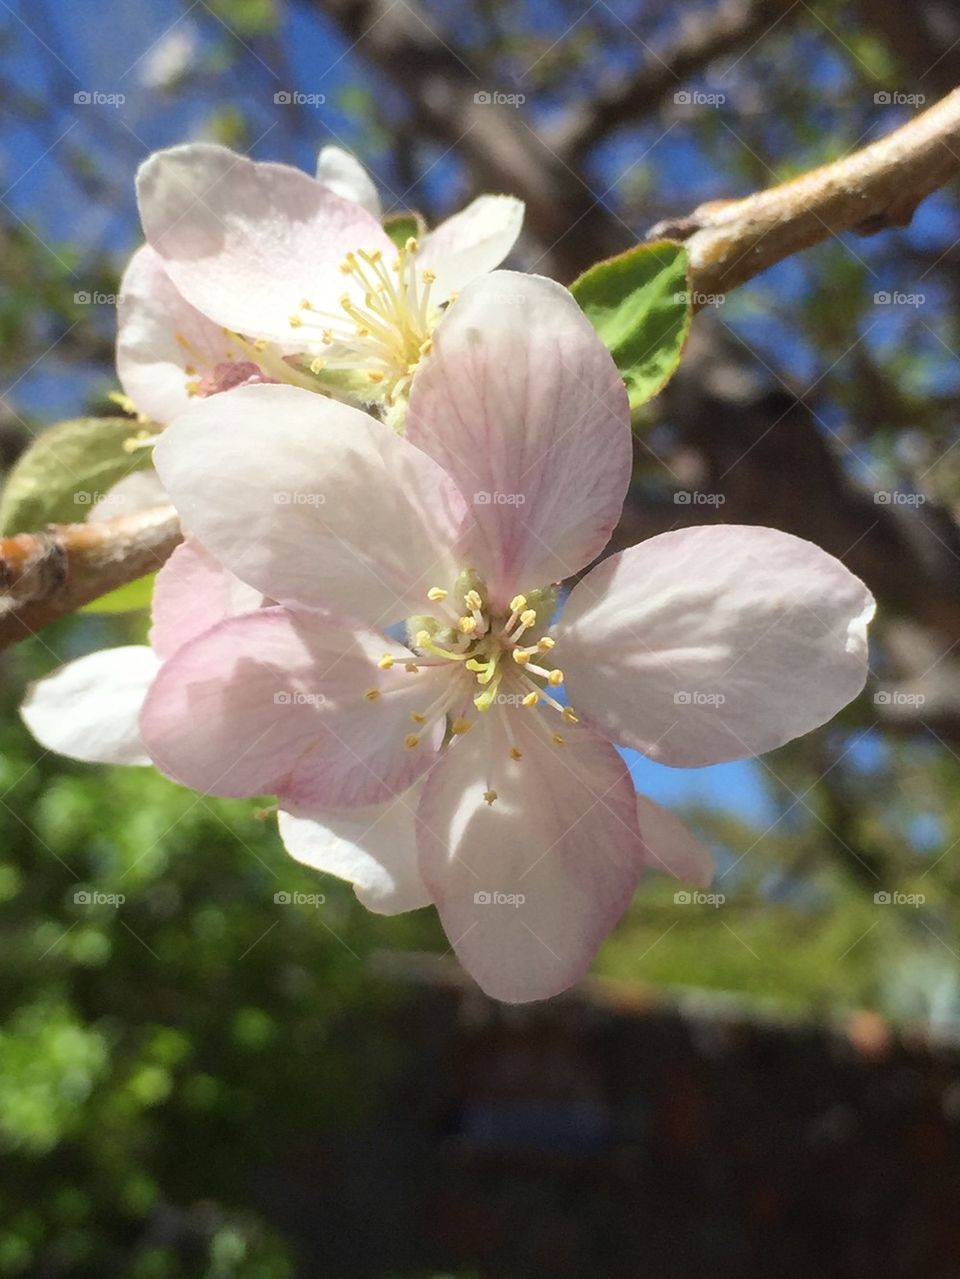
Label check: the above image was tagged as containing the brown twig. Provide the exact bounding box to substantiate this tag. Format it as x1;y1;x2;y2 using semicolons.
648;88;960;303
0;505;181;651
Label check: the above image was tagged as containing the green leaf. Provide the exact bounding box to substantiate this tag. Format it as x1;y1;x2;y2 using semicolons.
384;212;426;248
80;574;156;615
0;417;153;535
570;241;692;412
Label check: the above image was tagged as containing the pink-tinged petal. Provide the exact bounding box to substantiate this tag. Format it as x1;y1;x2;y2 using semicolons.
635;794;714;888
419;195;524;299
137;143;392;341
21;646;159;766
279;781;430;915
406;271;631;609
140;607;447;804
150;540;262;661
416;712;645;1003
315;145;382;219
560;525;876;768
116;245;238;423
154;382;471;626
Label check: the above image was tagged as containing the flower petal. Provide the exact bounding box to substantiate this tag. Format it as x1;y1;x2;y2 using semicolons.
279;781;430;915
315;145;382;219
560;525;875;767
406;271;631;608
137;143;392;340
416;711;645;1002
419;195;524;299
116;244;238;423
21;646;160;766
635;793;715;888
140;607;447;804
150;539;262;661
154;382;470;626
90;470;168;521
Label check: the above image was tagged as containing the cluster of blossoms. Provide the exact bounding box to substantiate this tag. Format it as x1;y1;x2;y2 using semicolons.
23;145;875;1002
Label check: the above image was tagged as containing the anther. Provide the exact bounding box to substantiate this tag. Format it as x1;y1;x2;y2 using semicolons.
552;733;566;747
451;717;472;735
522;691;540;707
288;315;303;328
547;669;564;686
512;650;530;665
378;655;394;670
483;789;498;806
561;707;579;723
464;589;483;611
404;662;420;673
411;712;426;725
364;688;381;702
427;587;448;602
367;371;385;383
510;747;523;761
537;636;555;651
404;734;420;749
458;616;478;635
520;609;537;628
510;595;527;612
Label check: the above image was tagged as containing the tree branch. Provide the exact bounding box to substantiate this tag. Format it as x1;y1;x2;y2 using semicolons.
558;0;798;161
0;506;181;651
648;88;960;303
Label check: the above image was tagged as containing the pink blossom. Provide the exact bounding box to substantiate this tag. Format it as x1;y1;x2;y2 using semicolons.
130;270;875;1002
122;143;524;426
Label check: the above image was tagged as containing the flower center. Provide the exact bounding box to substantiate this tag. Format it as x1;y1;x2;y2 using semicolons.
290;237;442;410
370;573;576;790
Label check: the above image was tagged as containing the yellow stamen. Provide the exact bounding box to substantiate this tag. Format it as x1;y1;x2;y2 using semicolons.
537;636;555;651
458;616;478;635
483;789;498;806
451;717;472;736
404;734;420;749
378;655;394;670
427;586;448;602
561;707;579;723
547;669;564;686
520;609;537;628
464;589;483;611
288;315;303;328
512;649;530;665
522;691;540;707
510;747;523;761
510;595;527;612
411;712;426;725
552;733;566;747
364;688;381;702
405;662;420;673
